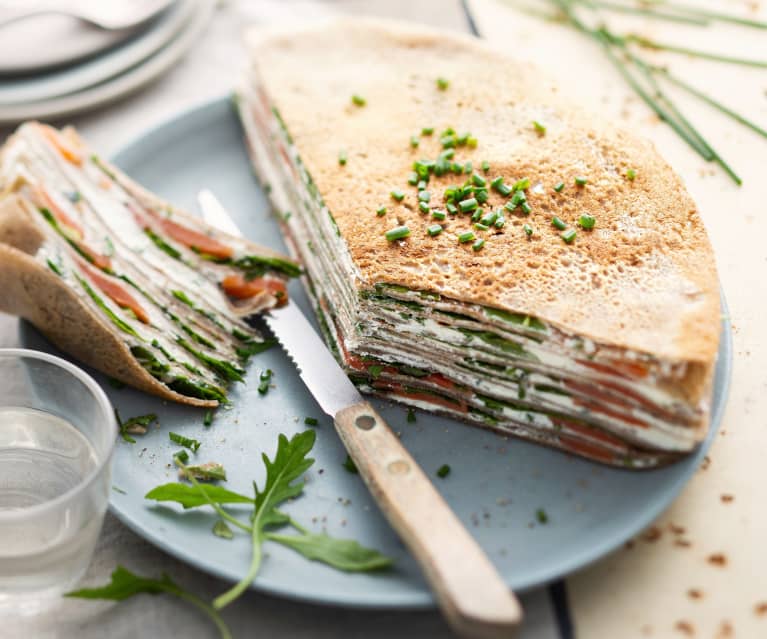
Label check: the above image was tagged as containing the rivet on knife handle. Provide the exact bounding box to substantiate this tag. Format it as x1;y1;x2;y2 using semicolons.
335;400;523;638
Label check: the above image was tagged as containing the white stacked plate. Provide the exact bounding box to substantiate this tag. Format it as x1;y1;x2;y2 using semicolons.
0;0;215;124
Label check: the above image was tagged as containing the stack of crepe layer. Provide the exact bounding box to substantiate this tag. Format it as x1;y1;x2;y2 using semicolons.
237;20;720;467
0;123;298;406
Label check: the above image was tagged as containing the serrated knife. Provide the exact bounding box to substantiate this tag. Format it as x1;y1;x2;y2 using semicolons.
197;189;523;638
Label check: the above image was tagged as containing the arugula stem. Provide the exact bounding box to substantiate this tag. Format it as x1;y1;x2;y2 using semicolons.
213;526;262;610
626;34;767;68
174;590;233;639
287;517;309;535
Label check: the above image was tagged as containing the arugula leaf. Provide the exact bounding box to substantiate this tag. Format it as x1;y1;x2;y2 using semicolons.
115;410;157;444
213;430;315;609
183;462;227;482
169;431;201;452
343;454;358;474
142;429;392;614
145;483;251;509
266;532;393;572
66;565;231;639
213;520;234;540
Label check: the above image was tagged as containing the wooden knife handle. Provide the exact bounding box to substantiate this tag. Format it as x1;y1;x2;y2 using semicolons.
335;401;523;638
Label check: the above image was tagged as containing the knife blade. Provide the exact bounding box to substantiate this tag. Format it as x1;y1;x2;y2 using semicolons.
197;189;523;638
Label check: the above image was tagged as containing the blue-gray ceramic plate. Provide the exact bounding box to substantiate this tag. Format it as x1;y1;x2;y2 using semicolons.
22;98;732;608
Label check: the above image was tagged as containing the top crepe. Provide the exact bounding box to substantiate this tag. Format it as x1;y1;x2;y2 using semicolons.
245;18;719;366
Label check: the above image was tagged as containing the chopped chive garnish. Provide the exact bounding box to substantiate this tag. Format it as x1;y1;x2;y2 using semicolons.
533;120;547;135
385;226;410;241
432;210;446;221
203;411;213;427
466;136;478;148
464;161;473;174
458;197;478;213
338;150;347;165
474;223;489;231
419;201;430;214
480;210;498;226
492;177;511;196
169;432;200;453
417;179;428;190
472;238;486;251
437;464;451;478
471;173;487;187
410;135;419;148
407;408;417;423
523;223;533;237
343;454;358;474
427;224;443;237
436;77;449;90
441;127;455;136
520;201;532;215
418;190;431;202
471;209;483;222
562;229;577;244
578;214;596;229
407;172;418;186
510;190;527;205
626;168;637;180
351;94;366;107
495;215;506;229
452;162;463;174
455;132;469;146
376;206;387;217
440;135;456;149
174;449;189;464
574;176;588;186
258;368;273;394
413;160;430;179
552;216;567;230
554;181;565;192
421;127;434;135
390;189;405;202
474;188;489;204
304;417;319;426
536;508;548;524
440;148;455;160
513;177;530;191
446;202;458;215
458;231;476;243
481;161;490;173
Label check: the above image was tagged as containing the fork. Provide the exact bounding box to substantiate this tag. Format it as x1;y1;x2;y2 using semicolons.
0;0;175;31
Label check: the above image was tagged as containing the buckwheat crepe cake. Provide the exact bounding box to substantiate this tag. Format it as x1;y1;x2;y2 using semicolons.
237;18;720;467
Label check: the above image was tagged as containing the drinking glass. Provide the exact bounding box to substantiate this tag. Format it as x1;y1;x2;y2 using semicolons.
0;348;116;603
